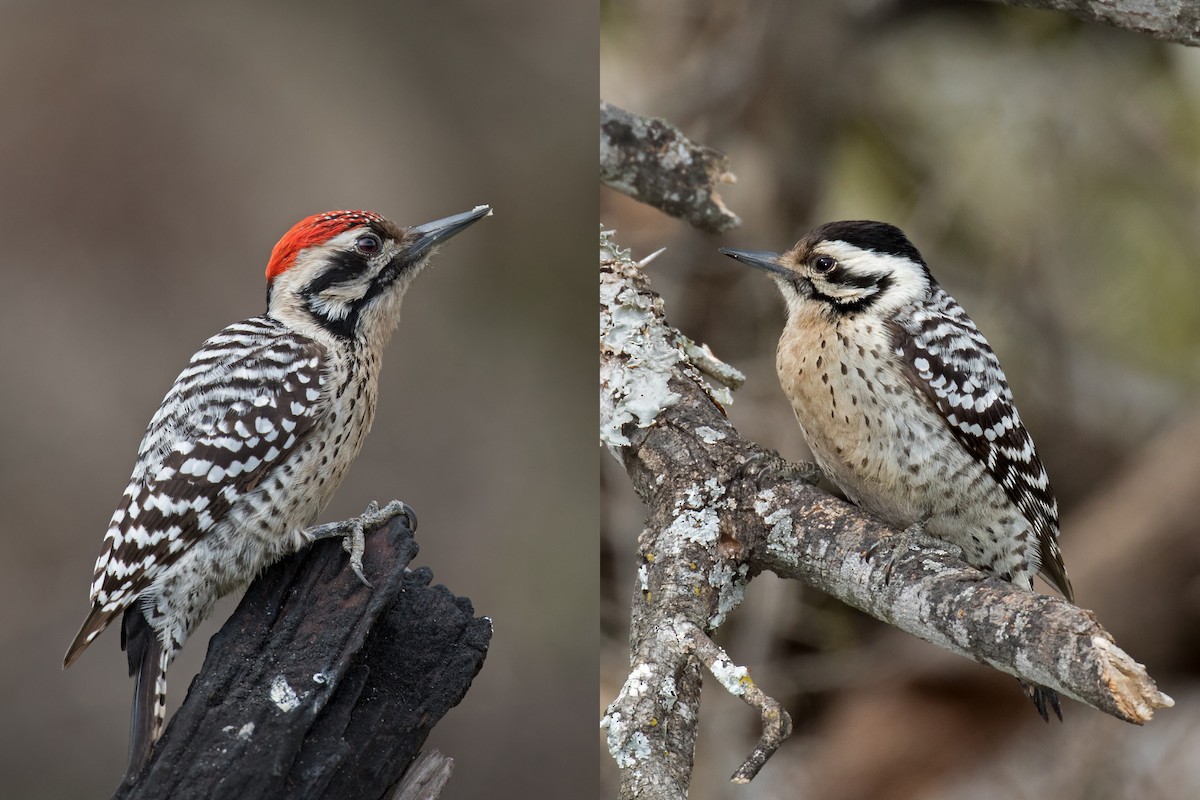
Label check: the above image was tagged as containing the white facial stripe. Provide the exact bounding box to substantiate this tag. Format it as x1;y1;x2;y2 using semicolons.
816;240;930;312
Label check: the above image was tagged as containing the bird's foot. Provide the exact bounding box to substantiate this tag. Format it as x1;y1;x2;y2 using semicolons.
735;450;822;486
304;500;416;588
358;499;418;533
861;520;926;585
342;500;418;587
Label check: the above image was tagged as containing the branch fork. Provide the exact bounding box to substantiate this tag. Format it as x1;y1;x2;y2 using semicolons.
600;223;1173;795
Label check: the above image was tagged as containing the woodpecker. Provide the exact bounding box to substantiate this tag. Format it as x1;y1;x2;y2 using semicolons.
64;204;490;776
721;220;1073;721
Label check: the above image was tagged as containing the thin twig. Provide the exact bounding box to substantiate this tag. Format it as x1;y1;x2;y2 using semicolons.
684;624;792;783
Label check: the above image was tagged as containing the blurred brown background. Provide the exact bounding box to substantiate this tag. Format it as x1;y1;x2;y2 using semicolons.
602;1;1200;797
0;2;596;798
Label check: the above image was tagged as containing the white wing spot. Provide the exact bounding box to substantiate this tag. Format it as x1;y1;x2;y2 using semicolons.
181;458;211;477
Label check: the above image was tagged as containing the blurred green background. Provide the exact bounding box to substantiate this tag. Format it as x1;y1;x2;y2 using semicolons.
602;1;1200;798
0;2;595;798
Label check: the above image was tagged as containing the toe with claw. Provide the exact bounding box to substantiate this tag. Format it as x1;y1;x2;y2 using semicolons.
861;520;926;586
342;517;372;589
735;450;822;486
360;499;418;533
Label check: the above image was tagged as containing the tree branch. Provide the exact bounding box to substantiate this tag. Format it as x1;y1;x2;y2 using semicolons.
982;0;1200;47
115;513;492;800
599;229;1172;795
600;102;741;233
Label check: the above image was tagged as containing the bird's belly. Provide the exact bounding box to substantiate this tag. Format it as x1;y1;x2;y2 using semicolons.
776;331;1029;578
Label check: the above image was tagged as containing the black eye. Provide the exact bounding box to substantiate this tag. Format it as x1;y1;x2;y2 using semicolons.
355;233;382;256
813;255;836;274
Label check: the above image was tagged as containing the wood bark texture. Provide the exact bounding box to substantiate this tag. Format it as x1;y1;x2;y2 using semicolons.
113;515;491;800
600;101;741;233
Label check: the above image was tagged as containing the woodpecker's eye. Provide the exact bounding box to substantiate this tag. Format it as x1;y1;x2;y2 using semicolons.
355;233;382;256
812;256;837;274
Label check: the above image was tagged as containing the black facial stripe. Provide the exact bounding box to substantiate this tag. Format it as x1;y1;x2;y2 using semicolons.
810;274;893;317
372;256;407;291
359;251;416;305
830;268;882;291
300;250;369;298
305;251;420;341
299;250;370;341
298;242;420;341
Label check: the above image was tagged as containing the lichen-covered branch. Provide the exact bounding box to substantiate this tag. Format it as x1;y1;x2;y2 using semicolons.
983;0;1200;47
599;229;1172;795
600;102;741;233
749;484;1173;724
685;625;792;784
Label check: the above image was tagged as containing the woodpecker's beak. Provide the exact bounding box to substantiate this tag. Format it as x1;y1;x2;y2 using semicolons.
719;248;792;278
405;205;491;261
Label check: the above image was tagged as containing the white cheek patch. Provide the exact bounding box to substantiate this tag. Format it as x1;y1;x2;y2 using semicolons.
318;281;370;304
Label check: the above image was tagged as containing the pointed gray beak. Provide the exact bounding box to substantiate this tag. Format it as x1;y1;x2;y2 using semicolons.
719;248;791;279
406;205;491;261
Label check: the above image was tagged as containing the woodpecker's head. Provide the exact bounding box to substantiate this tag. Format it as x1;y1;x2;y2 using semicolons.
721;221;933;320
265;205;490;343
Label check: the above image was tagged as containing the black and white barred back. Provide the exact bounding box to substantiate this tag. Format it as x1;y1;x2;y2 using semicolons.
94;317;326;624
892;286;1072;601
77;316;337;759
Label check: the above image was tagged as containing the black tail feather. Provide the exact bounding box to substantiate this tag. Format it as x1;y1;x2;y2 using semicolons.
121;607;161;781
1023;680;1064;723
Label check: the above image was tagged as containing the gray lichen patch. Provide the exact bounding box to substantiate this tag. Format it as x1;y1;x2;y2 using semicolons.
600;229;683;454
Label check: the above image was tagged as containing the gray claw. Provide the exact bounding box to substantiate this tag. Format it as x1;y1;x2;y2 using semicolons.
363;499;417;532
342;520;372;588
